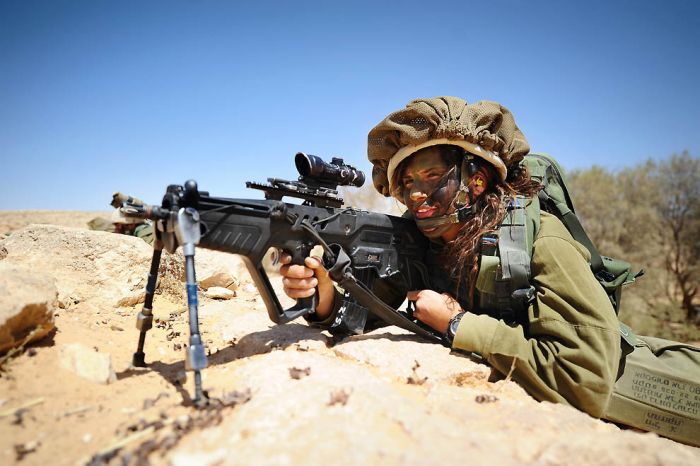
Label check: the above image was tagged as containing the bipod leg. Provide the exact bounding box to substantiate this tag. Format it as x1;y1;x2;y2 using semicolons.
184;250;208;407
178;208;208;407
132;240;163;367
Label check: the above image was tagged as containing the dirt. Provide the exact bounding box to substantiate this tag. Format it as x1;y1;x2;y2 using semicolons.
0;211;698;466
0;212;273;465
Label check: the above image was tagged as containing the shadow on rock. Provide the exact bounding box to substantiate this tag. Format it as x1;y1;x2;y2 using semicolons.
212;323;329;362
340;330;432;345
115;323;328;405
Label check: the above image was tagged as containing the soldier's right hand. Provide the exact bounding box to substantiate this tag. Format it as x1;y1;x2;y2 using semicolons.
279;253;335;319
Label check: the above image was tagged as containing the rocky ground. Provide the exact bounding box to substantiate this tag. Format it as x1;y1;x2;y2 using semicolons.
0;212;698;466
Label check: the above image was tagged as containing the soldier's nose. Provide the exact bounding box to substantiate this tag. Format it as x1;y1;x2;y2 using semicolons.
410;191;427;202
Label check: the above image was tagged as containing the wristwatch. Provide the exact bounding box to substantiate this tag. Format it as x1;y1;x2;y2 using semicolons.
443;311;466;346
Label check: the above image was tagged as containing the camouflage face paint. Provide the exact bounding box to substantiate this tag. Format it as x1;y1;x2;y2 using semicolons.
399;148;462;240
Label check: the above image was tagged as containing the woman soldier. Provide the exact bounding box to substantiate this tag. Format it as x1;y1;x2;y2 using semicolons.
280;97;621;418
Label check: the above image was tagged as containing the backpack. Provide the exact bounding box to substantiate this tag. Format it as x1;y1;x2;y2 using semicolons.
475;152;700;446
475;152;643;322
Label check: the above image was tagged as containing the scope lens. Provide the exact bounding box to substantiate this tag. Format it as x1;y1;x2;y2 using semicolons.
295;152;324;177
353;170;366;187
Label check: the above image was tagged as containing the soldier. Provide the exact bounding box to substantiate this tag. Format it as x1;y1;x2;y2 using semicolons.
111;209;155;245
279;97;621;419
87;209;155;245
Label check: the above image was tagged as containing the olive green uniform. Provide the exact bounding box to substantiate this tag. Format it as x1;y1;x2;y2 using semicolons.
86;217;155;246
133;223;155;245
454;212;620;417
310;212;621;418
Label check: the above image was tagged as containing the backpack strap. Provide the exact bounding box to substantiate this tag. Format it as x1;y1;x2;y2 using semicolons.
540;192;604;274
494;196;539;325
528;153;604;274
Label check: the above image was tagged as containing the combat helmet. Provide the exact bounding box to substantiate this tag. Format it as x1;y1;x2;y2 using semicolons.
368;97;530;195
110;208;144;225
367;96;530;228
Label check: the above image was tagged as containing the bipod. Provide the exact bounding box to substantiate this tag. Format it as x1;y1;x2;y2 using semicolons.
131;206;209;406
132;240;162;367
178;207;209;406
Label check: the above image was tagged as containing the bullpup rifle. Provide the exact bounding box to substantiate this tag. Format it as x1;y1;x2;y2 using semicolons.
118;152;440;405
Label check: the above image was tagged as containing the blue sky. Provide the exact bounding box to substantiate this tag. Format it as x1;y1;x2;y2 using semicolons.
1;0;698;210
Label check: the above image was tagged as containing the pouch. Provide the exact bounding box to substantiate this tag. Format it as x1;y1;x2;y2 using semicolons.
604;323;700;446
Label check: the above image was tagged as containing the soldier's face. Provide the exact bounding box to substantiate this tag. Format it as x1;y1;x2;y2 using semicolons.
400;148;462;241
114;223;137;235
399;147;493;242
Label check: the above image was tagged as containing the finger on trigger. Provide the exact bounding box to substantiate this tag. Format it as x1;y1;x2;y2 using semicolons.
406;290;419;300
305;256;323;269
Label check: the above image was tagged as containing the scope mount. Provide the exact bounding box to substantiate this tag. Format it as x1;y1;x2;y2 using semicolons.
246;178;344;208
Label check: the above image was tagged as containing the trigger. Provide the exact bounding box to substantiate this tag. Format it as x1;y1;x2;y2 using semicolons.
406;300;416;320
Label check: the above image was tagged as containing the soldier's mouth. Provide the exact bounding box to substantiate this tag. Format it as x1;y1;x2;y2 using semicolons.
414;205;438;219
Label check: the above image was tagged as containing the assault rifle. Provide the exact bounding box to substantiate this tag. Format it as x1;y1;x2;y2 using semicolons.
118;152;440;405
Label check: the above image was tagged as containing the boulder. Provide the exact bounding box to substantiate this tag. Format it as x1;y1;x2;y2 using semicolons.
200;272;239;292
203;287;236;300
59;342;117;384
2;217;699;465
168;349;699;466
0;263;57;353
197;249;248;289
0;225;185;308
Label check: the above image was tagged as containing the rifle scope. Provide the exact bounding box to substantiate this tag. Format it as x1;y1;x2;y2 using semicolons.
295;152;365;188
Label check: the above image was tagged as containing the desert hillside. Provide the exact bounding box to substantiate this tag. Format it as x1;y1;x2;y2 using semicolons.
0;212;698;466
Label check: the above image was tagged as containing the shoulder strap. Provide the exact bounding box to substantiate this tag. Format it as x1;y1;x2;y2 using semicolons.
494;196;538;324
528;153;604;273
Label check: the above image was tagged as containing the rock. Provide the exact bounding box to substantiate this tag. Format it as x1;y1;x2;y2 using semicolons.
59;343;116;384
199;300;328;356
168;350;700;466
200;273;239;292
0;263;57;353
0;225;184;308
196;249;247;289
2;215;700;465
203;287;236;300
332;326;526;396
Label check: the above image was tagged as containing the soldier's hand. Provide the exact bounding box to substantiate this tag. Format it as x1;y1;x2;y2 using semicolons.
406;289;463;333
279;252;335;318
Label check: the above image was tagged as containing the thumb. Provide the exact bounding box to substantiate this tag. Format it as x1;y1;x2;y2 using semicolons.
305;256;329;277
406;290;421;301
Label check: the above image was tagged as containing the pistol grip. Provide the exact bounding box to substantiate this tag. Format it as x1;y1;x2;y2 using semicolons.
284;241;318;321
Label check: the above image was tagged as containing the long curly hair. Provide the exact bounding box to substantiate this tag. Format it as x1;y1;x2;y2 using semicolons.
446;158;541;307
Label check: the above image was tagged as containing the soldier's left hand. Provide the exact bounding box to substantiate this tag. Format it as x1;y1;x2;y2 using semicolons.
406;289;463;333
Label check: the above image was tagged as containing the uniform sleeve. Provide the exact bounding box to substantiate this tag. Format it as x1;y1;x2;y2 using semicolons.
452;233;621;418
134;223;155;245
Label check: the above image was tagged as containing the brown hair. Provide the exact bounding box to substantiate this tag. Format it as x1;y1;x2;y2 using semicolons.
442;150;541;306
